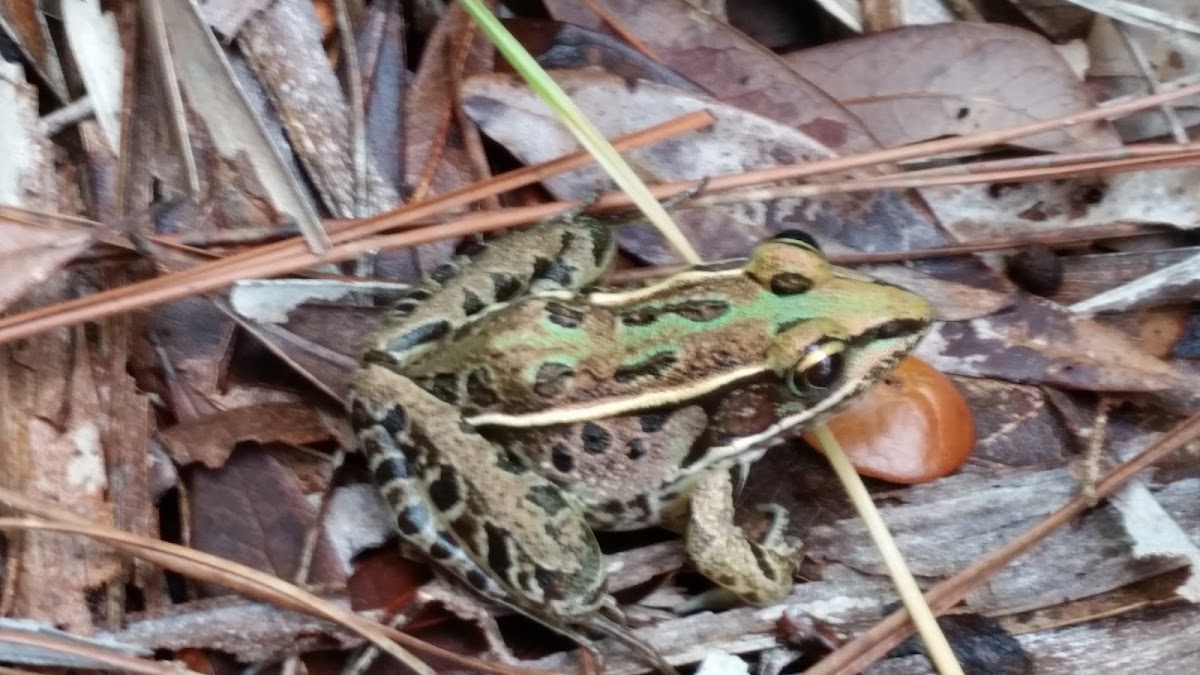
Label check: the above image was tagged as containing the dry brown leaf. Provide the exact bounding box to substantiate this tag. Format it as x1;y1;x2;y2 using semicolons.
159;402;340;468
0;217;94;312
545;0;880;155
188;450;344;595
0;0;68;100
919;295;1200;409
783;23;1122;152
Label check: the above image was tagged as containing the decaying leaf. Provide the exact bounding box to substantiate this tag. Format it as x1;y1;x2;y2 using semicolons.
2;1;1199;673
159;402;342;468
461;71;1010;296
921;295;1199;406
188;450;344;594
0;217;94;312
783;23;1121;152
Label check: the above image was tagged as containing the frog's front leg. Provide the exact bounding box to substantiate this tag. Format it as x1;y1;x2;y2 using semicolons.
678;469;800;610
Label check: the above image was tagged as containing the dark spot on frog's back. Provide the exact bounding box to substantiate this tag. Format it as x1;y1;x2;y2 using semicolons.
675;299;730;322
466;567;492;591
551;444;575;472
428;540;453;560
586;221;613;265
461;289;486;316
490;272;522;302
532;362;574;398
485;522;513;577
451;512;482;543
536;259;576;287
372;455;408;486
465;368;498;407
385;320;450;354
526;484;570;516
614;351;678;383
535;565;573;600
395;503;431;536
626;438;647;459
581;423;612;454
427;466;462;512
545;301;586;329
640;411;667;433
429;262;458;285
425;373;460;405
858;318;929;343
620;307;661;327
379;406;407;435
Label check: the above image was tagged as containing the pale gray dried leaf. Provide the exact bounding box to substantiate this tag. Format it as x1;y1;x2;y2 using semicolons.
0;61;55;207
323;484;392;570
922;168;1200;243
1068;0;1200;34
1109;473;1200;602
1017;602;1200;674
0;618;151;669
237;0;400;218
809;469;1187;608
62;0;123;151
1088;10;1200;141
230;278;406;325
783;23;1121;152
106;595;366;663
529;469;1200;673
1069;252;1200;314
157;0;326;246
197;0;274;36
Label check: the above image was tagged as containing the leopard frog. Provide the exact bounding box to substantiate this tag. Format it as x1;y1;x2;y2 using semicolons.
350;218;932;671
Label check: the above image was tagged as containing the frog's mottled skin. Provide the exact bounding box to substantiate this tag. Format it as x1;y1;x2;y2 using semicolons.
350;218;931;671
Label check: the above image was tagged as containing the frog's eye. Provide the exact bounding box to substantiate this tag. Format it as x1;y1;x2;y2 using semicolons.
770;229;822;254
787;339;847;395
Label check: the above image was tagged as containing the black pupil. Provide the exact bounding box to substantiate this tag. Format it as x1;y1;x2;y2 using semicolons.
803;351;844;389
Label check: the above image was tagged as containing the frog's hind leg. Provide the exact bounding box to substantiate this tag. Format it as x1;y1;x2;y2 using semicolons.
675;469;800;613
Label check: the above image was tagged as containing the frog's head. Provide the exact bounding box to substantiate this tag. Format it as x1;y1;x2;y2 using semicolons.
746;230;933;433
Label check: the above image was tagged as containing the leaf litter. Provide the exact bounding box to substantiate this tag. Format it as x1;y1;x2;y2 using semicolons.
0;1;1199;673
